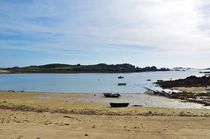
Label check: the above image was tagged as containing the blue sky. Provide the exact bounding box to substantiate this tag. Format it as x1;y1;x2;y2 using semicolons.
0;0;210;68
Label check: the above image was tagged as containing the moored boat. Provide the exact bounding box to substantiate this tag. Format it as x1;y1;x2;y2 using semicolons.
118;83;126;86
118;76;124;79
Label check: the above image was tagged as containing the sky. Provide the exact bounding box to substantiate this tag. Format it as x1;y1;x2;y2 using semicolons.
0;0;210;68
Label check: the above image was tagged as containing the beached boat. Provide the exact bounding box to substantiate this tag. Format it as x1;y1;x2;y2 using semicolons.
103;93;121;98
109;102;129;107
118;83;126;86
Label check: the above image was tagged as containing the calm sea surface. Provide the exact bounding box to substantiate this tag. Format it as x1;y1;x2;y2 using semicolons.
0;70;203;93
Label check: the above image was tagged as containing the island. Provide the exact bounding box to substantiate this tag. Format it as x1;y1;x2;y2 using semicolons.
0;63;170;73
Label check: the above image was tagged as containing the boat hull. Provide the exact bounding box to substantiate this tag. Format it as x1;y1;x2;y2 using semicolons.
109;102;129;107
118;83;126;86
103;93;121;98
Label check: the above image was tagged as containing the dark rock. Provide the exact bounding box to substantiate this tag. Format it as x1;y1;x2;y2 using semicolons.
64;123;70;126
156;76;210;88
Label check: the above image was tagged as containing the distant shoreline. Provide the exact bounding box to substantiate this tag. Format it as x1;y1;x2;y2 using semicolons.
0;70;10;74
0;70;170;74
1;63;170;73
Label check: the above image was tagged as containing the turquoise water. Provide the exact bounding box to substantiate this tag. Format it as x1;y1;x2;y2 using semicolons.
0;70;202;93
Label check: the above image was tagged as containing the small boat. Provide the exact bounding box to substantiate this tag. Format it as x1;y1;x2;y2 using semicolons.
103;93;121;98
118;83;126;86
110;102;129;107
118;76;124;79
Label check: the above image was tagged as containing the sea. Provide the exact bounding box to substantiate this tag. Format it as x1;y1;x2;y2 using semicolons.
0;69;203;93
1;69;210;109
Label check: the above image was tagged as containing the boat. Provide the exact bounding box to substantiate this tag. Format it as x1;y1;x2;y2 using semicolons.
118;76;124;79
103;93;121;98
118;83;126;86
109;102;129;107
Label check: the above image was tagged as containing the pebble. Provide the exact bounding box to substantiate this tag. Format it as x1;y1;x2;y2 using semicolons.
16;135;23;139
64;123;70;126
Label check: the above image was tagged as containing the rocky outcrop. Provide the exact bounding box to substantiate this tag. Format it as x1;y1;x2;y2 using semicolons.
156;76;210;88
146;89;210;106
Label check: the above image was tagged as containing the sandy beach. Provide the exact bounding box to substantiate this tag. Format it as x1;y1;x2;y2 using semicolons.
1;109;210;139
0;91;210;139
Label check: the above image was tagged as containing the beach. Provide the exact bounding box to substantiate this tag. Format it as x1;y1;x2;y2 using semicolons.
0;91;210;139
1;109;210;139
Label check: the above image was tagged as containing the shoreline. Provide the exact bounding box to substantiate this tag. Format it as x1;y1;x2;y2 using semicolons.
146;88;210;106
1;90;210;139
0;90;210;117
0;70;10;74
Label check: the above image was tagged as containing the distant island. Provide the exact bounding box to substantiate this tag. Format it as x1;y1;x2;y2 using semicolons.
0;63;170;73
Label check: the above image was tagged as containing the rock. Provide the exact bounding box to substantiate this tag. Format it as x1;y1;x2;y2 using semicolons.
84;134;88;136
63;115;74;119
44;122;48;125
64;123;70;126
44;121;52;125
16;135;23;139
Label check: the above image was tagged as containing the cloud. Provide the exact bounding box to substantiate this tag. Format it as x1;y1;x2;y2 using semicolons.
0;0;210;67
67;0;210;52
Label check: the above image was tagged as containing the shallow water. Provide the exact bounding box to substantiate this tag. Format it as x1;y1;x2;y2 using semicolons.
0;70;203;93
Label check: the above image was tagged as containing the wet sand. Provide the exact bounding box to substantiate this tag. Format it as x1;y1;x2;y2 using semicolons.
0;91;210;139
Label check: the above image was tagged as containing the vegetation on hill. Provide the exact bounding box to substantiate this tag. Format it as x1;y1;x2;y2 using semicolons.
3;63;170;73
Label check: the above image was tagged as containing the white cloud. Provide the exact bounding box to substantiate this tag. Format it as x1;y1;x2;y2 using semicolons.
1;0;210;52
61;0;210;52
1;0;210;67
